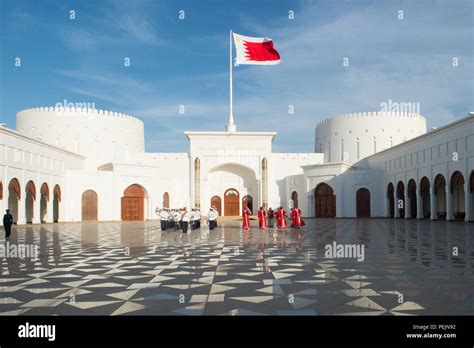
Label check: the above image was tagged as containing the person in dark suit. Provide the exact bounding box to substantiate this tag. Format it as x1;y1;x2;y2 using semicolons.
3;209;13;238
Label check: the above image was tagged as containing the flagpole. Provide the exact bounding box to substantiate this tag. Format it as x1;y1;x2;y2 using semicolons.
227;29;236;133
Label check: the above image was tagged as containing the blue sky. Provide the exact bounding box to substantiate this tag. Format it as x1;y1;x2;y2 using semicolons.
0;0;472;152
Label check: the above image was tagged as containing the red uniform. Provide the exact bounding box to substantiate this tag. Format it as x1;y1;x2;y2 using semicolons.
258;209;267;229
291;208;305;228
242;207;251;229
297;208;305;227
276;208;287;229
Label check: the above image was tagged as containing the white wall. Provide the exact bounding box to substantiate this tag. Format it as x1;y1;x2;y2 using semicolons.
0;126;84;224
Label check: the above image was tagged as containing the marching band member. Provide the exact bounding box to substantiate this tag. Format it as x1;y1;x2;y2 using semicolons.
291;208;300;228
276;206;288;229
173;209;182;231
195;208;201;229
242;205;251;230
208;207;218;230
258;206;267;229
160;208;169;231
181;207;190;233
267;207;274;228
297;207;305;228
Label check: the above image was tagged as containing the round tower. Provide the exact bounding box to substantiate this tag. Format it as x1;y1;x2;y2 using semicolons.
16;107;145;166
315;111;427;163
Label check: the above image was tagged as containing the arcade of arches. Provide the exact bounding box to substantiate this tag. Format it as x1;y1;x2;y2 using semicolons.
1;178;61;224
1;171;472;224
386;170;473;221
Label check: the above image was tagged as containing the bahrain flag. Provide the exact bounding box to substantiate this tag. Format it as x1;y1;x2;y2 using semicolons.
233;33;281;65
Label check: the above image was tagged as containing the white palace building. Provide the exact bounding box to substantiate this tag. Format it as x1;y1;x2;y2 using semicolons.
0;106;473;224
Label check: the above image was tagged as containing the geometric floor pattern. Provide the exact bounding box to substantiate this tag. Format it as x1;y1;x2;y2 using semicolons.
1;218;473;315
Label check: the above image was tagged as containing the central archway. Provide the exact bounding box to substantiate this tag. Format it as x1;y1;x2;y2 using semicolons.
224;188;240;216
121;184;146;221
315;183;336;218
207;163;257;216
356;188;371;217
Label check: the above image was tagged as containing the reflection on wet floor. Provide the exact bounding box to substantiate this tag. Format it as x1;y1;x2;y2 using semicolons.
0;218;473;315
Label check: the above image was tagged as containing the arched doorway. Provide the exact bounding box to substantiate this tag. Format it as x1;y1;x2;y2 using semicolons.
82;190;98;221
407;179;417;218
8;178;21;224
224;188;239;216
242;195;253;214
40;183;49;223
121;184;146;221
291;191;299;209
210;195;222;216
163;192;169;209
434;174;446;219
53;185;61;222
420;177;430;218
315;183;336;218
25;181;36;224
387;183;394;218
356;188;371;217
451;171;465;220
397;181;405;218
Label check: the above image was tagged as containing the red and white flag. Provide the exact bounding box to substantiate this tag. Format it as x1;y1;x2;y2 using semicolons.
233;33;281;65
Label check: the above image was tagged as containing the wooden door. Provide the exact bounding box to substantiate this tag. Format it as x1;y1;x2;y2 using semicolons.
210;196;222;216
315;183;336;218
356;188;371;217
163;192;169;209
82;190;98;221
122;184;145;221
224;188;239;216
121;197;144;220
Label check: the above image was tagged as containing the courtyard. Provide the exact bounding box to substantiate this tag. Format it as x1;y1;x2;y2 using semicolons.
0;218;473;316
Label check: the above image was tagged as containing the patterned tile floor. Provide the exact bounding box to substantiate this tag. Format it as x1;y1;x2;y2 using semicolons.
0;218;473;315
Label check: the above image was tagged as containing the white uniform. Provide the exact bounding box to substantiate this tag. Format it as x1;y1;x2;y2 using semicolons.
160;210;169;220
